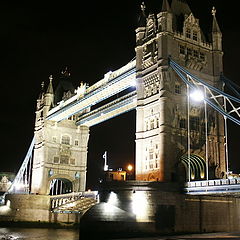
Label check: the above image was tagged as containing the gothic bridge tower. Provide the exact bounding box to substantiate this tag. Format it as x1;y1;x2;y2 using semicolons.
135;0;225;182
31;71;89;195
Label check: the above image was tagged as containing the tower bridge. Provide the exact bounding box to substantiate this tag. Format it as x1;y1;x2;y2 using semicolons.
1;0;240;234
3;0;240;197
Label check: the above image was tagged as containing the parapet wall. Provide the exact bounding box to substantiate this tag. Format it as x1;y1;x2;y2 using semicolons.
0;194;80;226
80;181;240;238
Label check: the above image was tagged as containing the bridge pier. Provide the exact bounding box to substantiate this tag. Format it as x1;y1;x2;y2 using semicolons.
31;118;89;195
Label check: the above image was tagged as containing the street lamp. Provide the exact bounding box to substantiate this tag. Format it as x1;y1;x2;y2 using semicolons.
190;89;204;102
127;164;133;171
127;164;133;180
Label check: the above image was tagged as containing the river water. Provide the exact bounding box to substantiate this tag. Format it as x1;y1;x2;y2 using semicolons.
1;228;240;240
0;228;79;240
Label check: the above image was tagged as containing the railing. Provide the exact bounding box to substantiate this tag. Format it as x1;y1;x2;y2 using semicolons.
185;178;240;188
184;178;240;195
50;191;98;211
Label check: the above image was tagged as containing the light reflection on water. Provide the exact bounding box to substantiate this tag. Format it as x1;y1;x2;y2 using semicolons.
0;228;79;240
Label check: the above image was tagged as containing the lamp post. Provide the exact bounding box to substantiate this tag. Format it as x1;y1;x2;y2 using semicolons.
187;85;191;182
189;87;208;181
204;88;209;180
223;97;229;179
127;164;133;180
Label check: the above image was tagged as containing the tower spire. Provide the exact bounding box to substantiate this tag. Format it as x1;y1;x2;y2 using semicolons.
138;2;147;27
212;6;221;33
46;75;54;94
211;6;222;51
38;81;45;100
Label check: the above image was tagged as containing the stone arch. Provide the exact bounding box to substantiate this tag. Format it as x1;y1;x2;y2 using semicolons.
178;154;206;181
48;174;75;195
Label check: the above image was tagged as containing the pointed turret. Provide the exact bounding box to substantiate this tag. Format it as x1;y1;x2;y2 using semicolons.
157;0;173;33
212;7;221;34
136;2;147;46
211;6;222;51
138;2;147;27
46;75;54;94
38;82;45;100
42;75;55;116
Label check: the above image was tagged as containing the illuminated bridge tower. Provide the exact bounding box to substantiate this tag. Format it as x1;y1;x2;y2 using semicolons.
135;0;225;182
31;73;89;195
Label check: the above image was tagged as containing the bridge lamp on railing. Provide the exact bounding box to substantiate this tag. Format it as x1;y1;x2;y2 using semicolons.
187;86;209;181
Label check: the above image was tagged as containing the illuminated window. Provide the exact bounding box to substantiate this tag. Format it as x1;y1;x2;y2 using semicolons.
193;31;198;41
187;48;192;56
61;135;70;145
150;119;154;129
175;84;181;94
186;29;191;38
53;156;59;164
149;150;154;160
149;162;154;169
179;45;185;54
146;121;149;131
200;52;205;61
190;117;200;131
193;50;198;58
70;158;75;165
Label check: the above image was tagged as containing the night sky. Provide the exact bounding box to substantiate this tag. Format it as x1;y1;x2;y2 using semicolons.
0;1;239;189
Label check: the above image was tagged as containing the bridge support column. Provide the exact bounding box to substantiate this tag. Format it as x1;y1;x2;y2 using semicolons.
31;120;89;195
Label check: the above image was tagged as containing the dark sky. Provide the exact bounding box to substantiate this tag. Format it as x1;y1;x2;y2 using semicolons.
0;1;239;189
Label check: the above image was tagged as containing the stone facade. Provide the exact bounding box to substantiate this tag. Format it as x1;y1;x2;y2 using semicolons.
0;194;80;225
135;1;225;182
31;76;89;195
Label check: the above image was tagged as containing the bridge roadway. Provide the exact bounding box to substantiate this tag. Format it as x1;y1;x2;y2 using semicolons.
46;60;136;124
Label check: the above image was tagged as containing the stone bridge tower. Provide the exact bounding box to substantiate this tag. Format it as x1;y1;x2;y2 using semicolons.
135;0;225;182
31;74;89;195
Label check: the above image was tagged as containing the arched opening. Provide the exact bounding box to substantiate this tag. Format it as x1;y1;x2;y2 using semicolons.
178;154;206;181
49;178;73;195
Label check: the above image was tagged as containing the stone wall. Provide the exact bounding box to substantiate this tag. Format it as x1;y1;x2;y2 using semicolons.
0;194;80;226
80;181;240;238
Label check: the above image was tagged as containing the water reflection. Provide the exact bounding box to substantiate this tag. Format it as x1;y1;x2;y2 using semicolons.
0;228;79;240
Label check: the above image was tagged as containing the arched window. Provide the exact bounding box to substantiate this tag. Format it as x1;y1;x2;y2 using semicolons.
61;135;70;145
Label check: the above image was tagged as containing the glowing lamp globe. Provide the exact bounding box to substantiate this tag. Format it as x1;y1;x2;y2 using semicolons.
190;89;204;102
